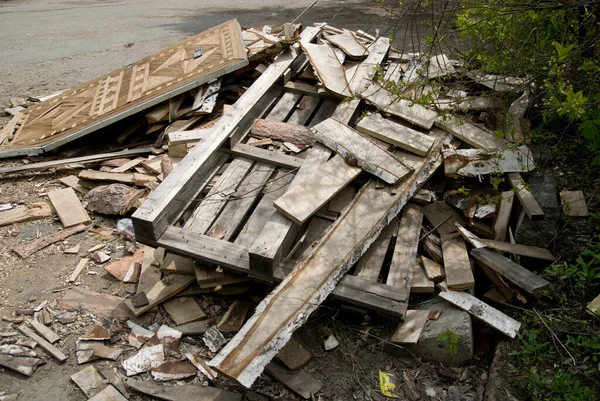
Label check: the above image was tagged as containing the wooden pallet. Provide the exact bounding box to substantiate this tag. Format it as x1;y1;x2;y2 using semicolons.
132;27;411;317
0;19;247;157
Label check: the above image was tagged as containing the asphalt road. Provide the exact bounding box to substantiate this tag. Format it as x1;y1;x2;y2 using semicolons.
0;0;391;103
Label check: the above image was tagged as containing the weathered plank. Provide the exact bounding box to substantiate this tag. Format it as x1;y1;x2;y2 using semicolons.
410;258;435;293
208;131;450;387
356;113;434;156
68;258;89;283
184;158;254;234
390;310;429;344
207;163;275;241
441;232;475;290
286;95;322;126
471;248;550;295
225;144;303;169
235;169;295;248
28;319;60;344
78;170;156;186
443;145;534;177
420;254;445;282
361;84;438;129
354;219;397;282
126;379;241;401
273;155;360;224
132;28;319;241
265;362;322;399
560;190;588;217
387;204;424;290
439;288;521;338
492;191;514;242
47;188;91;228
347;37;390;94
248;144;331;277
71;366;105;398
324;31;368;58
12;224;88;258
124;274;195;316
507;173;544;220
0;202;52;227
162;297;206;325
423;201;468;235
17;325;67;362
434;116;506;149
300;42;352;97
291;217;333;261
478;238;555;261
309;118;412;184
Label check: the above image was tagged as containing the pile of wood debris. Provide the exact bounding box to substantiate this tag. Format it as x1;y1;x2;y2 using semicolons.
0;18;588;400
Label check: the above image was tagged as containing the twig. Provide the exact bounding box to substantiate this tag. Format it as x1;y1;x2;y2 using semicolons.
292;0;319;24
533;308;577;366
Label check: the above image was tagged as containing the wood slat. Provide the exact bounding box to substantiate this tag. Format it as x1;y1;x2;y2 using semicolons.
507;173;544;220
441;232;475;290
560;190;588;217
225;144;303;170
387;203;424;289
47;188;91;228
300;42;352;97
492;191;514;242
354;220;397;282
434;115;506;150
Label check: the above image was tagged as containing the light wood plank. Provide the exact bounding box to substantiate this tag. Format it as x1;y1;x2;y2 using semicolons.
387;203;424;289
441;232;475;290
208;132;450;387
125;274;195;316
300;42;352;98
357;113;434;156
478;238;554;261
88;385;128;401
184;158;254;234
348;37;390;94
324;31;369;58
443;145;534;177
47;188;91;228
266;92;302;122
410;258;435;293
420;255;444;282
434;115;506;149
471;248;550;295
0;202;52;227
111;157;146;173
309;118;412;184
59;175;89;194
390;310;429;344
248;144;331;277
273;155;360;224
126;379;241;401
507;173;544;221
492;191;514;242
71;366;105;398
560;190;588;217
17;325;67;362
162;297;206;325
132;28;319;241
225;144;303;169
361;84;438;129
354;220;397;282
68;258;89;283
423;201;468;235
286;95;321;126
439;289;521;338
29;318;60;344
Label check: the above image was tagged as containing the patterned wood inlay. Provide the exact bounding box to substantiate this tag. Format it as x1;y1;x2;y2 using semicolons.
1;19;247;154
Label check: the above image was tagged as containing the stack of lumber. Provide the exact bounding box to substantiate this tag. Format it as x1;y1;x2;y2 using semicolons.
0;19;571;397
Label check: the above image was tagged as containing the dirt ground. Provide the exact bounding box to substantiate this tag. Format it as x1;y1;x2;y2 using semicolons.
0;1;487;400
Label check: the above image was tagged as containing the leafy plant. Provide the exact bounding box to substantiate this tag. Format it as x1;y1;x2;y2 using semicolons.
436;329;460;357
512;329;553;366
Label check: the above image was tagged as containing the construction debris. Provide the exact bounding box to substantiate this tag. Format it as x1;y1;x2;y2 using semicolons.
0;17;570;399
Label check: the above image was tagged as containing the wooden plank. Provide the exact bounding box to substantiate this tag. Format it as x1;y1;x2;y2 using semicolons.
71;366;105;398
560;190;588;217
507;173;544;221
125;274;195;316
162;297;206;325
266;92;302;122
59;175;89;194
248;144;331;277
250;119;315;149
78;170;156;186
126;378;241;401
47;188;91;228
300;42;352;97
471;248;550;295
0;202;52;227
207;163;275;241
217;301;251;332
390;310;429;344
273;155;360;224
12;224;88;258
0;148;153;174
285;95;322;126
354;220;397;282
477;238;554;261
324;31;368;58
225;144;303;169
111;157;145;173
423;201;468;235
441;232;474;290
167;129;209;146
68;258;89;283
492;191;514;242
356;113;434;156
439;289;521;338
291;217;333;261
410;258;435;293
235;169;295;248
387;204;424;289
28;318;60;344
88;385;128;401
434;116;506;149
0;20;247;158
421;255;444;282
361;84;438;129
348;37;390;94
265;362;322;399
443;145;534;177
309;118;412;184
132;28;319;241
17;325;67;362
208;131;450;387
184;158;254;234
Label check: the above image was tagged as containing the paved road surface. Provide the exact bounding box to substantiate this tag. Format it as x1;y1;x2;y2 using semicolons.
0;0;390;103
